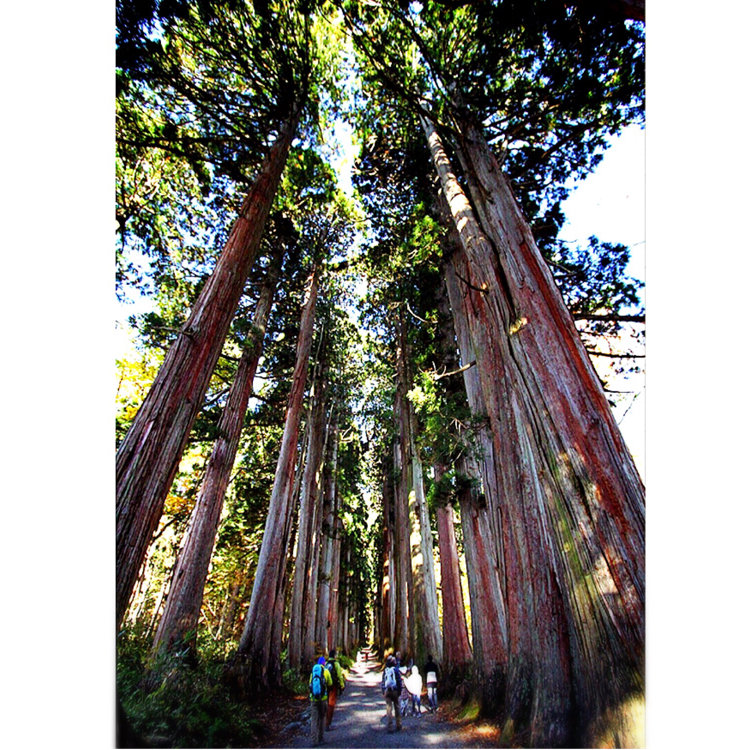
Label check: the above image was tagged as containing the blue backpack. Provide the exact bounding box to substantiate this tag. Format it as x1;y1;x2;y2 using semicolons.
311;663;327;699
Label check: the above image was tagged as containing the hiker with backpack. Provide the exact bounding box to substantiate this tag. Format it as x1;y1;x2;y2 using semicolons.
423;654;439;713
309;656;333;746
381;654;403;732
324;649;346;730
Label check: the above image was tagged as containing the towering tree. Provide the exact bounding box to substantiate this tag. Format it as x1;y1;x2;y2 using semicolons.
315;412;340;651
433;468;472;674
116;2;317;628
151;237;287;657
346;2;645;743
232;261;320;691
288;348;330;669
425;111;644;745
407;385;442;664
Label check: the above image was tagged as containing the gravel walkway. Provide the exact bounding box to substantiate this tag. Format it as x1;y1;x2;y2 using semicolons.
275;649;478;749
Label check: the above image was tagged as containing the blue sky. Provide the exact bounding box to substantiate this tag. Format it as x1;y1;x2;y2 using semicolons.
558;124;645;475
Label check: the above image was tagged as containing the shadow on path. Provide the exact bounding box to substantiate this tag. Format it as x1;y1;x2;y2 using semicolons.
274;649;477;749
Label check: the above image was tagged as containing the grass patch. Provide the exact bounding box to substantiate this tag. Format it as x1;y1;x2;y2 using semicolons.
456;697;482;721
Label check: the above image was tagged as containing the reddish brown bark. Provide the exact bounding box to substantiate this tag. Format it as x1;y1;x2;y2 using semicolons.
288;367;329;669
441;230;508;606
391;362;412;655
423;110;645;746
327;515;344;651
303;458;325;661
315;413;339;651
396;312;422;657
115;108;299;628
438;237;509;688
434;468;472;674
379;456;395;650
152;245;284;656
456;456;509;701
405;372;442;663
233;265;319;691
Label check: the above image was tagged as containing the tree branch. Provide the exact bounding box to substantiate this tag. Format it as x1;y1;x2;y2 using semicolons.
576;313;645;324
455;271;488;294
586;350;645;359
434;361;476;381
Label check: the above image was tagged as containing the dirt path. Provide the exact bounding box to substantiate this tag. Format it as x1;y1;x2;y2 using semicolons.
273;650;483;749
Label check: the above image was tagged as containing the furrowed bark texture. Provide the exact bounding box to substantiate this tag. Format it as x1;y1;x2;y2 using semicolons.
456;455;508;710
234;265;319;692
442;225;508;609
328;515;344;651
434;467;472;673
152;244;284;656
441;248;509;691
408;407;443;665
433;262;508;686
339;544;351;651
395;314;418;657
115;109;299;628
422;110;645;746
392;383;412;655
380;459;395;650
303;454;326;663
316;414;339;651
288;367;329;670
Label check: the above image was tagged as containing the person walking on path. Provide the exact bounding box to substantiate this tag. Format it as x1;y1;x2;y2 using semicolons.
325;649;346;730
309;656;332;746
381;655;403;732
405;664;423;716
424;654;439;713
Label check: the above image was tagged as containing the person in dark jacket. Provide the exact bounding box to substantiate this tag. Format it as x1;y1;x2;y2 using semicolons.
381;655;403;732
423;654;439;712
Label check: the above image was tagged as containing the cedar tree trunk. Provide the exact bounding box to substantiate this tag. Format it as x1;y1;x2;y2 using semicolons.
434;467;472;674
288;367;329;669
233;264;319;692
423;110;645;747
315;413;339;650
327;515;344;651
116;108;299;628
408;403;443;664
152;244;284;656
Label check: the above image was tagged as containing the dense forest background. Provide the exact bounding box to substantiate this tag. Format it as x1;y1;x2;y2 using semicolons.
3;2;750;749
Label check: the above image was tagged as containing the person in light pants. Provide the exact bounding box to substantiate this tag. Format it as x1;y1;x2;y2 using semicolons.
424;654;439;713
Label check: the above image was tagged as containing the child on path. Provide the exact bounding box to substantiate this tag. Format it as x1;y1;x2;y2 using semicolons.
381;655;403;732
309;656;332;746
398;668;410;717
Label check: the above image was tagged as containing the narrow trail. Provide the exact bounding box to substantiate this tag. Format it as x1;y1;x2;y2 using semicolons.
274;649;480;749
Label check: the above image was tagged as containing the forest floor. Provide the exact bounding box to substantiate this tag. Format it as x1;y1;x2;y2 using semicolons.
258;649;503;749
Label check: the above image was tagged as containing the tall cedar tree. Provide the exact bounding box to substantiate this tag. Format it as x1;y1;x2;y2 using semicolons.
345;2;645;744
232;262;320;692
116;2;313;628
151;238;287;657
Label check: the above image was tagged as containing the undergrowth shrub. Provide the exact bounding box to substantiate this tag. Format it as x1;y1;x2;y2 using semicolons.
282;667;309;696
117;627;263;748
